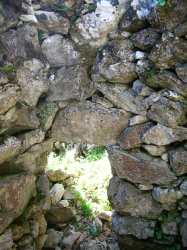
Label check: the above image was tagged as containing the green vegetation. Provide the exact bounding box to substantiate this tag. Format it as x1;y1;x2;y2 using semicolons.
0;64;16;73
82;146;106;162
38;30;45;44
47;145;112;216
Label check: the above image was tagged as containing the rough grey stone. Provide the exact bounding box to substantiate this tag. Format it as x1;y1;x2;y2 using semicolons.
92;39;137;84
17;59;49;107
47;65;93;102
169;148;187;176
176;64;187;83
131;28;160;51
108;177;163;218
142;124;187;146
35;11;70;34
108;147;176;185
112;213;155;239
52;101;131;145
96;83;146;115
41;35;80;67
152;187;183;205
0;174;36;234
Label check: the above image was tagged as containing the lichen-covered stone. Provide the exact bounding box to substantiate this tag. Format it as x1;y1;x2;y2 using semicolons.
35;11;70;34
118;122;152;149
152;187;183;205
52;101;131;145
108;177;163;218
108;147;176;185
149;36;187;69
92;40;137;84
131;28;160;51
169;147;187;176
47;64;93;102
16;59;49;107
147;96;186;128
0;24;40;62
71;0;126;49
0;229;14;250
96;83;146;115
41;34;80;67
142;124;187;146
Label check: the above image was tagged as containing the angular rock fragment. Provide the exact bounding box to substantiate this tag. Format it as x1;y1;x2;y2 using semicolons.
149;36;187;69
0;174;36;234
108;147;176;185
128;115;148;126
0;86;20;115
0;137;21;165
147;96;186;128
152;187;183;205
0;105;40;136
142;145;166;156
42;35;80;67
71;0;126;48
0;24;40;62
108;177;163;218
49;183;65;205
142;124;187;146
92;40;137;84
112;213;155;239
16;59;49;107
96;83;146;115
169;147;187;176
176;64;187;83
52;101;131;145
119;4;147;32
131;28;160;51
47;65;93;102
145;70;187;97
118;122;152;149
35;11;70;34
46;205;75;225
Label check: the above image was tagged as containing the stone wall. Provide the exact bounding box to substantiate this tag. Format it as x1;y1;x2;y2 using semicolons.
0;0;187;249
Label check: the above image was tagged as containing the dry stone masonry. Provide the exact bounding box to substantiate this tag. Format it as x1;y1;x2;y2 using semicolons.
0;0;187;249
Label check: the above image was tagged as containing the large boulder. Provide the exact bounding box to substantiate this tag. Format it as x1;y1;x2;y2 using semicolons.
0;174;36;234
108;147;176;185
108;177;163;218
52;101;131;145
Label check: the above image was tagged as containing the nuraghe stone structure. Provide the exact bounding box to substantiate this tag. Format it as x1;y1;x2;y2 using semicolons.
0;0;187;249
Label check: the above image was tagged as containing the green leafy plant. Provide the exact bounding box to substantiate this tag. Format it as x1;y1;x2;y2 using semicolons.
0;64;16;73
84;146;106;162
38;30;45;44
74;191;92;218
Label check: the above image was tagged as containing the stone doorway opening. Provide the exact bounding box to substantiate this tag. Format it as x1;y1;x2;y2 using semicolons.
44;143;119;250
